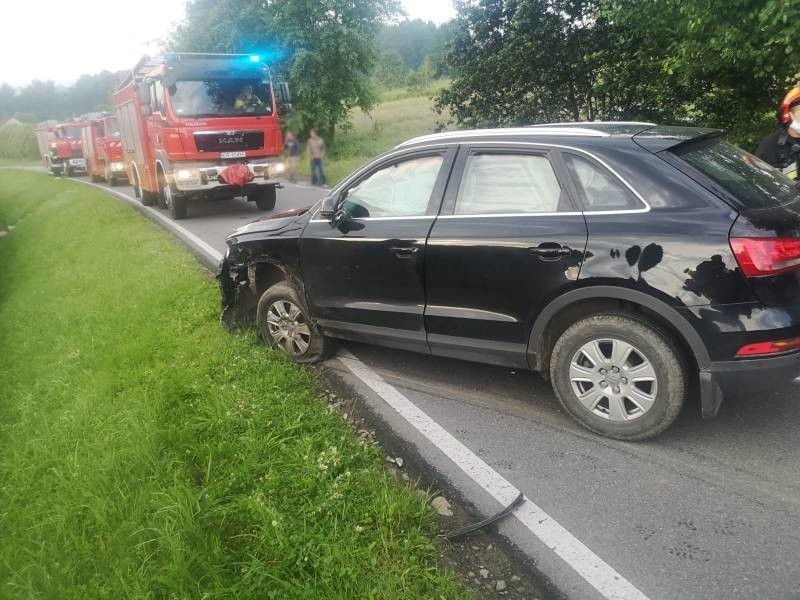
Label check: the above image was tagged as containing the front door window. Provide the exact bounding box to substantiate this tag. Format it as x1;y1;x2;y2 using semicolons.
341;155;444;218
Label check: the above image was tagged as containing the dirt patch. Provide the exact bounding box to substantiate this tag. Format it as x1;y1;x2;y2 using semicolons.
317;365;564;600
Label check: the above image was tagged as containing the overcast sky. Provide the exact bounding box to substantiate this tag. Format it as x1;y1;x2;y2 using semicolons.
0;0;456;87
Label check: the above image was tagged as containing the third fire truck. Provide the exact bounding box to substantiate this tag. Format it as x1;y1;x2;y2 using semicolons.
34;120;87;176
113;53;291;219
80;113;129;185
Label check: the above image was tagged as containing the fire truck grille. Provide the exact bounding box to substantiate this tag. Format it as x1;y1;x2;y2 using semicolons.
194;131;264;153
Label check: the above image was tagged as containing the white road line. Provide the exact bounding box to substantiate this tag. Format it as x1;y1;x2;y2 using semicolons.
337;349;650;600
75;180;223;263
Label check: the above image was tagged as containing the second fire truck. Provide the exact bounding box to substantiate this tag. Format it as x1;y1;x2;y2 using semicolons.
113;53;291;219
80;113;129;186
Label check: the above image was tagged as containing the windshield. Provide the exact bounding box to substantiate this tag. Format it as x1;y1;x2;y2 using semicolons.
56;127;81;139
674;139;800;210
105;118;120;137
168;78;273;118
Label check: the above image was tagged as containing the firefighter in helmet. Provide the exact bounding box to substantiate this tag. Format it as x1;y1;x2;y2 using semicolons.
756;87;800;179
234;85;264;113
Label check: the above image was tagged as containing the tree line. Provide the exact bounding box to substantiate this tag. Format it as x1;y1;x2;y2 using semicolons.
2;0;799;151
436;0;800;149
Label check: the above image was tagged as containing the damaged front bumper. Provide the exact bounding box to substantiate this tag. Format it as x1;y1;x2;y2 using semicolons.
218;256;255;330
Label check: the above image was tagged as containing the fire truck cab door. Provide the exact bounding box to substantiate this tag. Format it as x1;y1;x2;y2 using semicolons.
146;81;168;157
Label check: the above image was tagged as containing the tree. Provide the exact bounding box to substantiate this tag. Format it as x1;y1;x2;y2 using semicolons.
436;0;617;127
170;0;401;141
0;84;16;120
64;71;118;116
373;50;410;88
376;19;440;69
437;0;800;149
606;0;800;148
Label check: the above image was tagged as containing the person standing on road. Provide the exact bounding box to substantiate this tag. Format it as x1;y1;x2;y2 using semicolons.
283;130;300;183
308;129;327;187
756;87;800;179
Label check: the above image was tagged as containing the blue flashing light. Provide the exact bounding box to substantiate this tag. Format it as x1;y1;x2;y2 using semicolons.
249;55;261;63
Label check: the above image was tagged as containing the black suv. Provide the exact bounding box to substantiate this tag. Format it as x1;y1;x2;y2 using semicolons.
219;123;800;440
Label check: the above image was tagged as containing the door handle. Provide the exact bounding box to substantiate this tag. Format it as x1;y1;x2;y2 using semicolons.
529;244;573;260
390;246;420;258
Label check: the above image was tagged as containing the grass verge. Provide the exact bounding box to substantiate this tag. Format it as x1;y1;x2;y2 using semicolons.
0;170;463;599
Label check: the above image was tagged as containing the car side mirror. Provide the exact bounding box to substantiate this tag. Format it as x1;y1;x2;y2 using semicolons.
319;193;337;218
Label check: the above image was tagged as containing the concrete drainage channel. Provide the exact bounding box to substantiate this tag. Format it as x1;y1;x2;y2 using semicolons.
74;178;567;599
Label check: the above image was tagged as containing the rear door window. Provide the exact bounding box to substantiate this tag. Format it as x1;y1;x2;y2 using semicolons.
453;152;569;215
673;139;800;210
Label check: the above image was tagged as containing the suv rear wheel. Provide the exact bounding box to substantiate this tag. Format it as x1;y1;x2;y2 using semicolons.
550;313;686;440
257;282;331;364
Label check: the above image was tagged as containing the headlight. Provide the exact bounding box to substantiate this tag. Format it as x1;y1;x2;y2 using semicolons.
268;162;285;178
111;162;126;171
176;168;198;180
175;168;202;186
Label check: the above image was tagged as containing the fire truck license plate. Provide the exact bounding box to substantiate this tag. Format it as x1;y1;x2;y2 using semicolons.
220;151;247;159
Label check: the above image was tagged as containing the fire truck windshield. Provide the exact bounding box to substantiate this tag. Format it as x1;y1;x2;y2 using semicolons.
169;79;273;118
56;127;82;139
106;118;121;137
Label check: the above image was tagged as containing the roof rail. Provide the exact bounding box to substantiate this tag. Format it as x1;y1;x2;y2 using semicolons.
396;127;609;148
530;121;657;128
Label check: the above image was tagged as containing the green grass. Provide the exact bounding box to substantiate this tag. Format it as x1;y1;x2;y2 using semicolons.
0;170;463;599
0;158;40;168
300;84;453;185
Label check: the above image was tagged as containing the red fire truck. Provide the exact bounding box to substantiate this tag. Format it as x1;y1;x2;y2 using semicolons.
34;120;87;176
80;113;129;186
113;53;291;219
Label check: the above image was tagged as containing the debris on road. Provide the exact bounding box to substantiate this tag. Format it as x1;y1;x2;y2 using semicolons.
432;496;454;516
496;579;507;591
444;492;526;540
479;568;489;579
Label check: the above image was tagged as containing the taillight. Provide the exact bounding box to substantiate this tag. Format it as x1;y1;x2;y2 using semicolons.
729;237;800;277
736;337;800;357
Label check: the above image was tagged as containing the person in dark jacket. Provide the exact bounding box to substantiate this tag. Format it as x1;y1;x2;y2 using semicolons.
756;87;800;179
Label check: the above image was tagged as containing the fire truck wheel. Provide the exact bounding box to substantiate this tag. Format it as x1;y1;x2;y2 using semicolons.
169;195;188;220
250;186;277;211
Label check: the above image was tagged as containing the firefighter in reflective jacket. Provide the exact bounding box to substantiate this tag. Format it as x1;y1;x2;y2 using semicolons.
756;87;800;179
234;85;264;112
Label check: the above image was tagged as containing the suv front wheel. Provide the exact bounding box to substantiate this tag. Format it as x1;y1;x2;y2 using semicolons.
550;313;687;441
257;282;331;364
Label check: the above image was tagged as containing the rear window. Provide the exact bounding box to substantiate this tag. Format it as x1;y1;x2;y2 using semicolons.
674;139;800;210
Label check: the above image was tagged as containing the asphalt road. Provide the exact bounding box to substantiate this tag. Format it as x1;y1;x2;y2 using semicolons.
92;177;800;600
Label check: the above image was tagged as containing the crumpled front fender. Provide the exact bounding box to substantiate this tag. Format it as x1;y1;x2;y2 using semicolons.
218;258;257;330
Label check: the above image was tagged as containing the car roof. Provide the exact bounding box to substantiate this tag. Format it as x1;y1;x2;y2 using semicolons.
396;122;722;153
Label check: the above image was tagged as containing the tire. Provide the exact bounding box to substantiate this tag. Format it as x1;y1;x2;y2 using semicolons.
249;186;277;211
257;282;331;364
90;172;102;183
65;166;74;177
549;313;687;441
134;170;158;206
156;169;168;209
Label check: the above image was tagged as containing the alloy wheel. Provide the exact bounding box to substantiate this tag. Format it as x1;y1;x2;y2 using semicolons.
568;338;658;422
266;300;311;356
